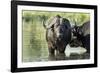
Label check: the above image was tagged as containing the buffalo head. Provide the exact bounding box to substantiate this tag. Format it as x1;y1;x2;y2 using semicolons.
70;21;90;53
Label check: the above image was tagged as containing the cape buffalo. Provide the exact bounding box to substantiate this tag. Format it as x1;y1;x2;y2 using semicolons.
43;15;71;57
71;21;90;53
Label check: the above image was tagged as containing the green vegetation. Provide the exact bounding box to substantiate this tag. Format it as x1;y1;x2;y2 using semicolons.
22;10;90;62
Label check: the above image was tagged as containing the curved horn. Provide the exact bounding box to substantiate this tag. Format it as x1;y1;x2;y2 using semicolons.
43;17;54;29
42;19;52;29
43;15;61;29
47;15;61;28
42;18;46;29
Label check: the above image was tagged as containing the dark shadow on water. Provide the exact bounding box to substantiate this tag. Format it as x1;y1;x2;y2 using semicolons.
48;53;68;61
48;53;90;61
48;55;56;61
70;53;90;60
55;53;68;60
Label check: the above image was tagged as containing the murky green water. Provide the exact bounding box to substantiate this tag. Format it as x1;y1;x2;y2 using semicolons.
22;20;49;62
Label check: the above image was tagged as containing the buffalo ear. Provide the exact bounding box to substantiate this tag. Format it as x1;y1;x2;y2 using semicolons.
63;18;71;28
